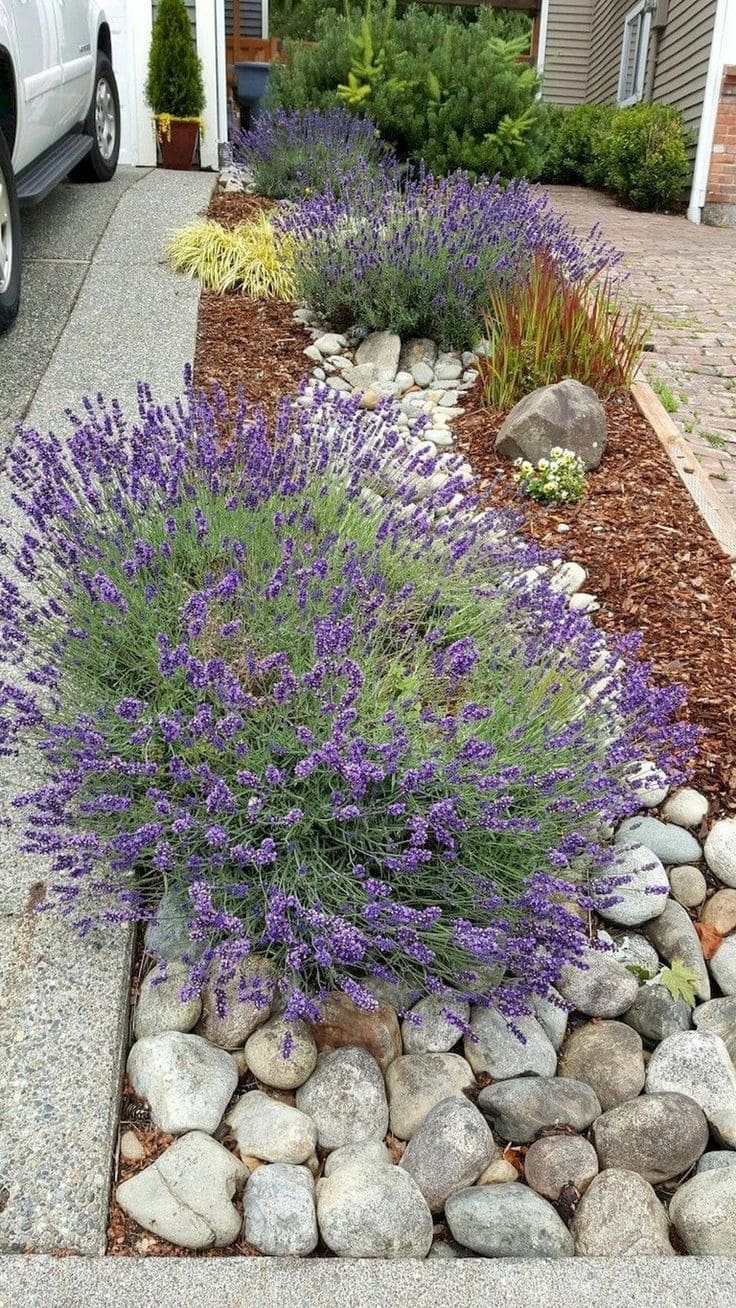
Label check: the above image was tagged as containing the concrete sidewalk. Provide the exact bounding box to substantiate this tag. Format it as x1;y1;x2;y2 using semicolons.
1;1252;736;1308
0;167;214;1257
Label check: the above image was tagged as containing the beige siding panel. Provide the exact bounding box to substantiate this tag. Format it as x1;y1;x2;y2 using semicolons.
586;0;631;104
651;0;717;160
542;0;595;104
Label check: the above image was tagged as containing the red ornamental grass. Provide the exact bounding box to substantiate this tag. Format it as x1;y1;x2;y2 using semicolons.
479;254;649;413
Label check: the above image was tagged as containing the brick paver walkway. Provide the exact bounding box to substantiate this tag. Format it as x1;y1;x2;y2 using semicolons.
547;186;736;524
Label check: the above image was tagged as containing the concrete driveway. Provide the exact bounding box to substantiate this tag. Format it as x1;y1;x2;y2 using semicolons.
0;165;214;438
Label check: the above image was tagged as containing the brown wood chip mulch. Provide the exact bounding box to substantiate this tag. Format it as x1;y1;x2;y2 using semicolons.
453;390;736;815
193;191;310;423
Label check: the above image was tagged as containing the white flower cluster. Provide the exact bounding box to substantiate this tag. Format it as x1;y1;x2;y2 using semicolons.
513;446;586;505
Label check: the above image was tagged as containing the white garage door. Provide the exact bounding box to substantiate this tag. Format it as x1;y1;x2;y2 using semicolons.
103;0;140;165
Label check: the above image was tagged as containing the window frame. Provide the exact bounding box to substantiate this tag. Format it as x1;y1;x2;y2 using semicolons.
617;0;653;108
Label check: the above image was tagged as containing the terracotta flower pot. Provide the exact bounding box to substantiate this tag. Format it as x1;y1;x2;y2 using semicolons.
157;118;200;171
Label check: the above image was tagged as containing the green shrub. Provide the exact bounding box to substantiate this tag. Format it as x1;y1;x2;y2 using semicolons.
268;2;546;179
599;103;690;211
542;103;616;188
145;0;205;118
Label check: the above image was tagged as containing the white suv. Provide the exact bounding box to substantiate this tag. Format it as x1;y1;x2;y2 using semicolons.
0;1;120;331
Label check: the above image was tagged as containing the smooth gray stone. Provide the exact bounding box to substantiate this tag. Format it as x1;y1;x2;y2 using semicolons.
615;815;702;865
243;1164;317;1257
399;1097;497;1211
644;900;710;1000
446;1184;574;1258
592;1092;709;1182
317;1162;433;1258
571;1169;674;1256
478;1077;601;1143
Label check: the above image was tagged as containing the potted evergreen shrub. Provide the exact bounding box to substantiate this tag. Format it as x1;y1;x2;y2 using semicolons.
145;0;206;170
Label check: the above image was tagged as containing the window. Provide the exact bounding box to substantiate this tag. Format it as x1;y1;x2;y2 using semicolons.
617;1;653;107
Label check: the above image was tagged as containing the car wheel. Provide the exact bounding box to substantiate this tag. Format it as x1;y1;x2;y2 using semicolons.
70;55;121;183
0;129;21;333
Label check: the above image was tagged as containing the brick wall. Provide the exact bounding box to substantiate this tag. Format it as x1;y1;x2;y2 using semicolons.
706;66;736;207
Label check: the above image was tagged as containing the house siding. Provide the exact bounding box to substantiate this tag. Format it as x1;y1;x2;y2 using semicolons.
650;0;717;162
542;0;595;105
586;0;632;104
224;0;264;38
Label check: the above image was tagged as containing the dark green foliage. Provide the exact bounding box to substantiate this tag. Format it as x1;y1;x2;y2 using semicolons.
541;103;616;188
269;0;532;44
542;100;690;210
599;103;690;211
145;0;205;118
268;2;545;178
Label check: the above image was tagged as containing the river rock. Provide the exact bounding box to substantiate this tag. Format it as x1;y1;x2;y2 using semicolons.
669;1166;736;1255
226;1090;316;1164
355;331;401;382
134;963;202;1039
556;947;639;1017
323;1141;391;1177
399;1097;496;1211
445;1184;573;1258
494;379;607;471
197;957;275;1048
464;1007;557;1079
399;337;438;374
144;891;194;962
592;1092;708;1182
609;931;660;978
701;889;736;935
364;975;417;1013
558;1021;645;1110
127;1032;238;1134
597;843;669;927
401;996;469;1054
646;1031;736;1146
623;984;691;1046
697;1150;736;1174
116;1132;248;1249
313;333;347;358
662;787;709;828
710;935;736;996
571;1169;674;1256
386;1053;474;1140
244;1015;317;1089
243;1163;318;1256
669;865;707;908
478;1077;601;1143
705;819;736;887
693;996;736;1060
478;1159;519;1184
644;899;710;1000
296;1047;388;1150
616;815;701;865
627;760;669;809
524;1135;598;1201
533;989;569;1050
309;991;402;1072
317;1162;433;1258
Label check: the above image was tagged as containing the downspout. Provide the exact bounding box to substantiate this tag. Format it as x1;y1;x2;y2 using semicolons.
536;0;550;86
688;0;732;223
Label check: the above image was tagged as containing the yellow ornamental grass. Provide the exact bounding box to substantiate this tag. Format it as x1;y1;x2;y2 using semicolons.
166;213;298;299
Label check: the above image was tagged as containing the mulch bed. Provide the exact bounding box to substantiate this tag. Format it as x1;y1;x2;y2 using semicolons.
193;191;310;424
453;391;736;815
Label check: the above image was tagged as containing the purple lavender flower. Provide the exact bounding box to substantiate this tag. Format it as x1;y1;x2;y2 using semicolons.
0;375;696;1027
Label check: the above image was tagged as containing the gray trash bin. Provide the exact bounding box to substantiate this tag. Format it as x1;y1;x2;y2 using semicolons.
234;61;271;129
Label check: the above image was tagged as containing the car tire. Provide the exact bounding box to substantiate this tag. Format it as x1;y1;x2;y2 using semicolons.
0;129;21;333
70;55;121;183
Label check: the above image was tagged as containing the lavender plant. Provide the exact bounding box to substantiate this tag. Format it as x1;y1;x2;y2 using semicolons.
0;379;694;1027
279;169;622;348
231;107;401;202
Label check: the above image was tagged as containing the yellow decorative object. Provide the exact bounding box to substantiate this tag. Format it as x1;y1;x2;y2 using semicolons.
154;113;205;143
165;213;298;299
